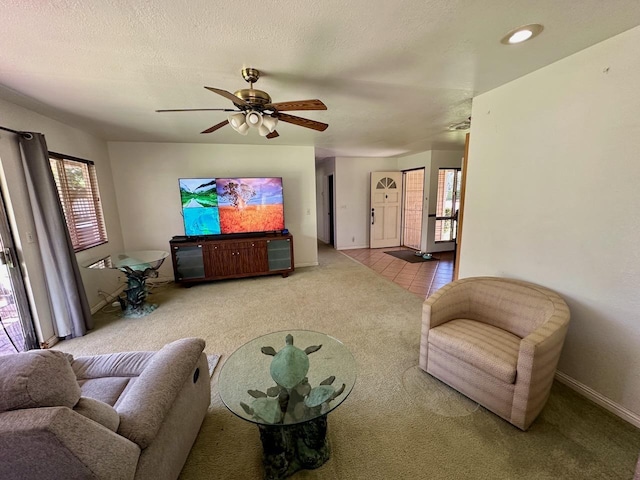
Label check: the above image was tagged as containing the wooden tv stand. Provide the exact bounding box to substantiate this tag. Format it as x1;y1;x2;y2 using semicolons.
169;233;294;285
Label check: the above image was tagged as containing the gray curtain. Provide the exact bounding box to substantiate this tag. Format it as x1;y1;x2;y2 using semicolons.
19;133;93;338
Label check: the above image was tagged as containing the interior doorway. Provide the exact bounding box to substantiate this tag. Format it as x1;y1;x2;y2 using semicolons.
401;168;424;250
0;189;38;355
328;174;334;246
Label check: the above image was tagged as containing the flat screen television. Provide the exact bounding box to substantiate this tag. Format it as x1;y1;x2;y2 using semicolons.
179;177;285;237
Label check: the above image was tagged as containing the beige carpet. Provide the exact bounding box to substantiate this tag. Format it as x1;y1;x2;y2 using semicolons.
56;243;640;479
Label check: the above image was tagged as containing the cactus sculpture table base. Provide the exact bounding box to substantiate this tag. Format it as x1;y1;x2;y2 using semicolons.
259;415;330;480
217;331;356;480
118;269;159;318
84;250;169;318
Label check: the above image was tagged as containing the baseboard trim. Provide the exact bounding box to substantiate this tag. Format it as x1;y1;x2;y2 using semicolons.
91;285;126;314
40;335;59;349
146;276;174;284
555;371;640;428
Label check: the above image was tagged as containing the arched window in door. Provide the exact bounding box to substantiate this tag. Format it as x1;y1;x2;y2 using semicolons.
376;177;397;190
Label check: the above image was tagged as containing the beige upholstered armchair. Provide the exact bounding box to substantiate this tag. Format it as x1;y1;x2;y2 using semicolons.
419;276;570;430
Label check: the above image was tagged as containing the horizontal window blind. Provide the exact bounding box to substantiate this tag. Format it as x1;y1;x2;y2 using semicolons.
49;154;108;252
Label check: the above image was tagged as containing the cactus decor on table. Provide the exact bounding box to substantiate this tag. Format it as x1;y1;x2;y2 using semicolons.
239;334;346;425
238;333;346;480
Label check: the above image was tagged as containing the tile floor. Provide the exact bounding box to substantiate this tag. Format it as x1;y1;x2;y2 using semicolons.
340;246;455;298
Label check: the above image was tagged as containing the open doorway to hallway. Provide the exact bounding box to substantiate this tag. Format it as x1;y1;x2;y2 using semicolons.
328;174;334;246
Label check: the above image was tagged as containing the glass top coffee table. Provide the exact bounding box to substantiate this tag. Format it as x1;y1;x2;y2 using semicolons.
218;330;357;480
85;250;169;318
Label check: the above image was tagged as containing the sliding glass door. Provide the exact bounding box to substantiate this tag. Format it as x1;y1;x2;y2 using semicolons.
0;190;37;354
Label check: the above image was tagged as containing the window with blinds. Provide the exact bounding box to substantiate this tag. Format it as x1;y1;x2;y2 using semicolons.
49;153;108;252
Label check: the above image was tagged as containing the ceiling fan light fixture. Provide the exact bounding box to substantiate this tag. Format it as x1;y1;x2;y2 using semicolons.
246;111;263;128
448;118;471;131
262;115;278;133
228;113;249;135
257;124;271;137
160;68;329;138
228;112;247;130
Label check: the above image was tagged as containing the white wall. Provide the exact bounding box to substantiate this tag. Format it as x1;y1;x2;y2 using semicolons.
334;156;397;249
0;97;124;341
460;26;640;419
107;142;318;279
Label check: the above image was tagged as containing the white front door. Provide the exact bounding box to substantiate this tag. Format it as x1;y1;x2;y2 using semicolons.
370;172;402;248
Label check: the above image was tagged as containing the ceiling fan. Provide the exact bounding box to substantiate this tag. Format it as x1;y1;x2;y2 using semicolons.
156;68;328;139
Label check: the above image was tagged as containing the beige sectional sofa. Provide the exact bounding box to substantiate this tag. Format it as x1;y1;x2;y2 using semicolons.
0;337;210;479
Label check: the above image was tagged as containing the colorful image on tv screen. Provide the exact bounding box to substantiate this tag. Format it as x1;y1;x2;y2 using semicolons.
179;177;284;236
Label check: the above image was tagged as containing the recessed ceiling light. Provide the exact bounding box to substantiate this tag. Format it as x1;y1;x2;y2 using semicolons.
501;24;544;45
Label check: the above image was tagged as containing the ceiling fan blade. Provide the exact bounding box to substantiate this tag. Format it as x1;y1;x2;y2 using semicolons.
156;108;239;112
266;130;279;139
277;113;328;132
264;99;327;111
204;86;248;106
201;120;229;134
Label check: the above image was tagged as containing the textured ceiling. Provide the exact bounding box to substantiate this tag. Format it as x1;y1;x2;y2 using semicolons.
1;0;639;158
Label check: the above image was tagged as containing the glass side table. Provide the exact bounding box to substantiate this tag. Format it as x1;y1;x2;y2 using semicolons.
85;250;169;318
218;330;357;480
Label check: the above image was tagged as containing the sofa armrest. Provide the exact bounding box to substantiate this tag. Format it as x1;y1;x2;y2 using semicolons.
116;338;207;449
0;407;139;480
74;396;120;432
423;281;472;328
512;305;571;429
72;351;156;380
420;281;468;370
